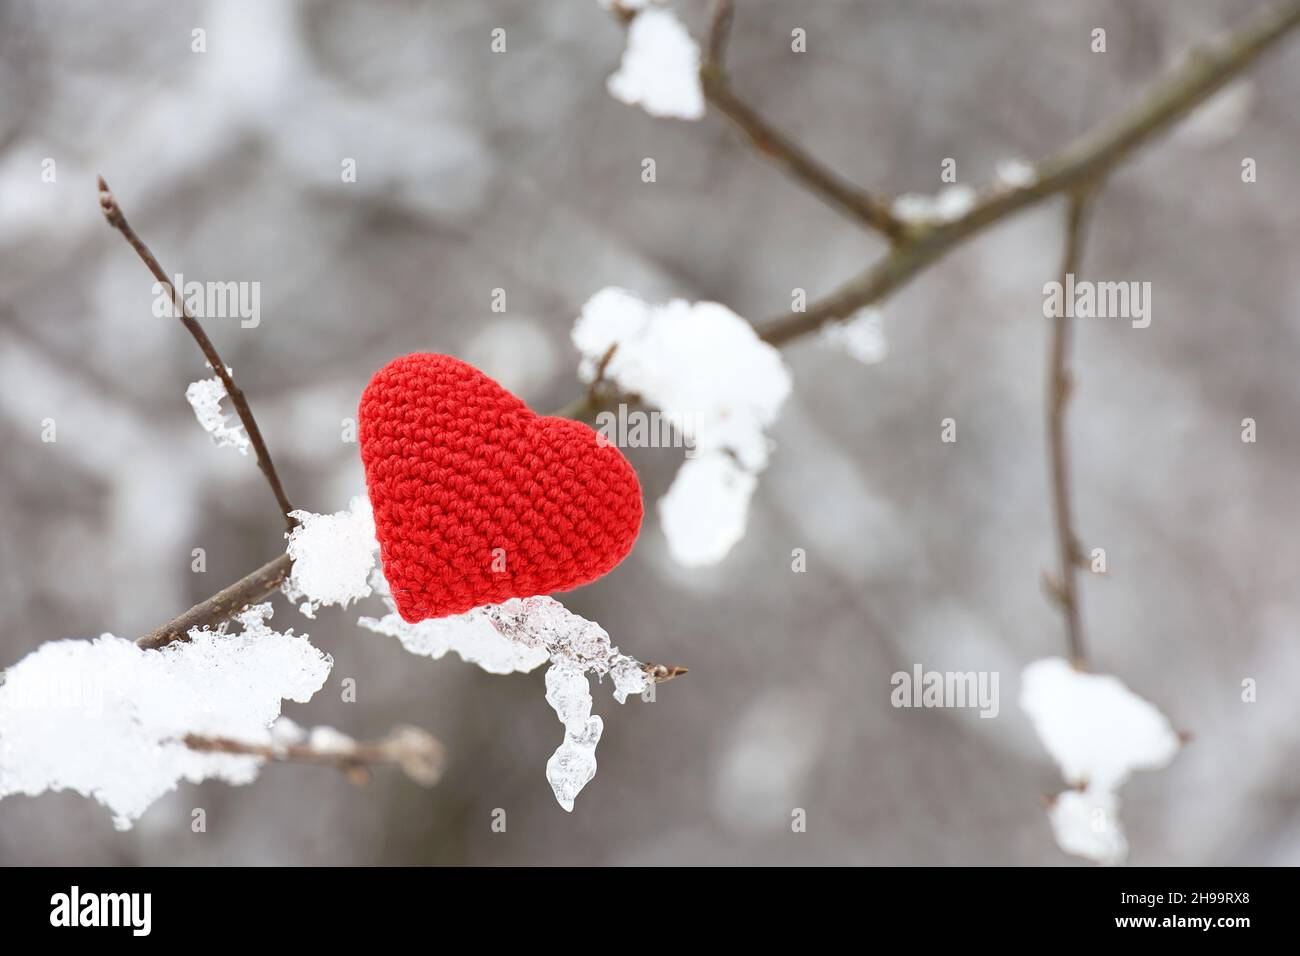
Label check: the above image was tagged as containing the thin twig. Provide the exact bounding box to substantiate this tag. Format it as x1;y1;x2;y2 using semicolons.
697;0;905;241
136;553;292;649
1046;189;1095;669
182;724;445;787
756;0;1300;344
642;661;689;683
98;177;296;533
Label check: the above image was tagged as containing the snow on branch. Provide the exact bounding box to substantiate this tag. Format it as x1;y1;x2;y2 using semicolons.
819;307;887;365
284;496;379;618
1020;658;1182;864
605;5;705;120
573;287;792;566
185;375;250;455
0;605;332;830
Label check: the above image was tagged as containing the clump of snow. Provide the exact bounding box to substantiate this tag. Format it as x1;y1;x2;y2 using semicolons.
606;7;705;120
306;725;357;754
1020;658;1180;791
1048;788;1128;866
0;604;332;829
892;184;977;225
185;376;250;454
820;308;887;365
573;287;791;565
659;453;757;567
1020;657;1181;865
995;158;1038;189
284;496;379;618
269;716;306;751
575;289;790;470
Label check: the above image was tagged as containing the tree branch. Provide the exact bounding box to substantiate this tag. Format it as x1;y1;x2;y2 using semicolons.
182;724;445;787
698;0;905;241
98;177;297;533
1045;189;1095;669
136;553;292;650
756;0;1300;344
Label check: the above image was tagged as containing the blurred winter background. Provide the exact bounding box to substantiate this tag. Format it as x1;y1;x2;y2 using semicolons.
2;0;1300;865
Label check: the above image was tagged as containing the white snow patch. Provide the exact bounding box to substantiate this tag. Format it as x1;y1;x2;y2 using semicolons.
1020;657;1180;791
573;287;790;566
307;726;357;754
0;604;332;829
606;7;705;120
1048;787;1128;866
820;308;887;365
892;184;977;224
185;376;250;454
996;157;1038;189
269;716;306;751
1020;657;1180;865
658;453;757;567
284;496;379;618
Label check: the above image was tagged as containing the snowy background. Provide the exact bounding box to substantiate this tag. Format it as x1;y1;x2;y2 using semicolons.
2;0;1300;864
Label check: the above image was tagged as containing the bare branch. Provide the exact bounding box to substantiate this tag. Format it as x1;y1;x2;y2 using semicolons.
698;0;905;241
1046;189;1095;668
643;661;689;683
98;177;297;532
757;0;1300;344
182;724;445;787
136;553;292;650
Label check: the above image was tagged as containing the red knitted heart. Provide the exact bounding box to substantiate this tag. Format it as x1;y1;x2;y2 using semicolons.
358;353;643;621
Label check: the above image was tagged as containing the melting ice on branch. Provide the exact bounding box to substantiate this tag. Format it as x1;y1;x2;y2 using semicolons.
544;664;602;812
1019;657;1181;865
364;584;652;810
185;375;250;454
490;596;651;811
573;287;792;566
358;568;550;674
605;6;705;121
0;605;332;830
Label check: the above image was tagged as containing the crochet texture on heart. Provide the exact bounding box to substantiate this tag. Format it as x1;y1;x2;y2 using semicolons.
358;353;643;621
